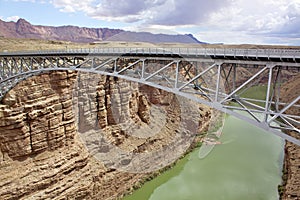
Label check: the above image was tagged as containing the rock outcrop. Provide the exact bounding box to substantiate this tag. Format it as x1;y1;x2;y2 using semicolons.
74;72;210;173
0;70;211;199
280;74;300;200
283;136;300;200
0;71;77;159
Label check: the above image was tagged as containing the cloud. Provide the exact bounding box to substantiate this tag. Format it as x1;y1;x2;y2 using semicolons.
12;0;36;2
50;0;231;25
50;0;94;13
208;0;300;34
48;0;300;44
94;0;149;16
49;0;299;33
196;0;300;44
124;24;180;35
151;0;232;26
272;2;300;36
5;16;21;22
50;0;170;23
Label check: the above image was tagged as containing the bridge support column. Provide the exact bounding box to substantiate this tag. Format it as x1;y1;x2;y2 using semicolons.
175;61;180;88
215;63;222;102
264;64;275;122
141;59;146;79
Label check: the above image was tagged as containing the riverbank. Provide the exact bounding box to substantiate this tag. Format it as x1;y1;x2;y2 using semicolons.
122;139;201;199
122;112;225;198
125;112;284;200
198;112;225;159
121;113;213;198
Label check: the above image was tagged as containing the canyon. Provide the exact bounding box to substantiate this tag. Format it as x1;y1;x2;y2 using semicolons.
0;37;299;199
0;69;211;199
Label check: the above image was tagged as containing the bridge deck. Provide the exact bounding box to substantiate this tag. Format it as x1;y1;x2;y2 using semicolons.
0;47;299;145
1;47;300;63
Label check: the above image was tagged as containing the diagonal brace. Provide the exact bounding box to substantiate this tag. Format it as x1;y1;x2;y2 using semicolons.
94;58;115;70
118;59;143;74
268;96;300;124
144;61;176;81
220;66;267;104
178;63;217;91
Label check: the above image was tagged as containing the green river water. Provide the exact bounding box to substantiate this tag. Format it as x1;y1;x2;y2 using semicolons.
123;113;285;200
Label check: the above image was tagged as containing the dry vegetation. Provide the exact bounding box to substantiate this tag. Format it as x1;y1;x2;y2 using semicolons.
0;37;92;52
1;37;300;53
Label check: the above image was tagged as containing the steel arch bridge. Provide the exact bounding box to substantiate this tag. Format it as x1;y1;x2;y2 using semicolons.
0;47;300;145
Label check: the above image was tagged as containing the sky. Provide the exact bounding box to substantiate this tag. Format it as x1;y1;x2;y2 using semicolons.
0;0;300;45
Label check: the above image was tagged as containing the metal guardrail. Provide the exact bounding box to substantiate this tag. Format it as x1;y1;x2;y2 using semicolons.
1;47;300;60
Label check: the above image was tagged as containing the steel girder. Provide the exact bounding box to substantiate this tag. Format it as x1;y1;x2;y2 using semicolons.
0;50;299;145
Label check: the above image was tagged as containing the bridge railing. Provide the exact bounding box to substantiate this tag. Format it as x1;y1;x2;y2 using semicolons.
1;47;300;59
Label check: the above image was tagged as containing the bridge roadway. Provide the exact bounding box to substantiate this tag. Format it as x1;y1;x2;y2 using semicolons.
1;47;300;61
0;47;299;145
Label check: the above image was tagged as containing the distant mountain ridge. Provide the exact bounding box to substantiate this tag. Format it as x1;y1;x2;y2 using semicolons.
106;31;201;44
0;18;123;43
0;18;203;44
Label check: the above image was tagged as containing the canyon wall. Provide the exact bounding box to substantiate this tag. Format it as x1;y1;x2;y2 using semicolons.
0;71;211;199
280;74;300;200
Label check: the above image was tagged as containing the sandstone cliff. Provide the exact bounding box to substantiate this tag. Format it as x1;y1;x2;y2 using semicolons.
280;74;300;200
0;70;211;199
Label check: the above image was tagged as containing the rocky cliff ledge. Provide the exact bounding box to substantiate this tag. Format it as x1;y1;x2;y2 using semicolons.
283;133;300;200
0;71;211;199
280;74;300;200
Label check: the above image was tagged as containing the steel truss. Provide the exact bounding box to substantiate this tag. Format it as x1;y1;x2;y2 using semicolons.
0;48;300;145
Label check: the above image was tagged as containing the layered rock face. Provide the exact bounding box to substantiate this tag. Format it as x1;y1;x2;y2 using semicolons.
0;71;77;159
281;74;300;200
75;73;210;173
0;71;211;199
283;136;300;200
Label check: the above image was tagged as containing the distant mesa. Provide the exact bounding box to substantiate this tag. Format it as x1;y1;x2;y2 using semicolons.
106;31;202;44
0;18;204;44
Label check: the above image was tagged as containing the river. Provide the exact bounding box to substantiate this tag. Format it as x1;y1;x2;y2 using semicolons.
123;113;285;200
